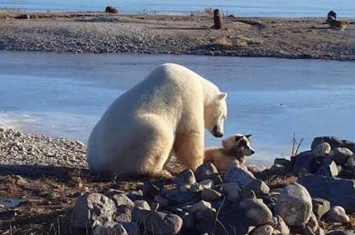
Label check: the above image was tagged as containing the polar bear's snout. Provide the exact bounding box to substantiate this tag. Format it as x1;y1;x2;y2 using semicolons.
212;125;223;138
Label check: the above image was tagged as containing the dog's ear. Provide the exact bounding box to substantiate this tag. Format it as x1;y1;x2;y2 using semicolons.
245;134;252;139
234;135;242;142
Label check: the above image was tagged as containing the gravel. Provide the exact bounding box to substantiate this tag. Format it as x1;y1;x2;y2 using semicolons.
0;13;354;60
0;126;88;168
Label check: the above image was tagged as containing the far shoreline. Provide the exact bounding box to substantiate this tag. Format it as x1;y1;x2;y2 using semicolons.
0;11;354;61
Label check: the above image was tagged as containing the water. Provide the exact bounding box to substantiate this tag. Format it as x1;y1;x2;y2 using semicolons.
0;51;355;166
0;0;354;18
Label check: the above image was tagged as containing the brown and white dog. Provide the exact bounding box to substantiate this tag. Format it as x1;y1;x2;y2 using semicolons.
204;134;255;171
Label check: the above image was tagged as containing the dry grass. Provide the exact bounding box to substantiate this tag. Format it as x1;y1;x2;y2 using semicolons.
215;35;264;48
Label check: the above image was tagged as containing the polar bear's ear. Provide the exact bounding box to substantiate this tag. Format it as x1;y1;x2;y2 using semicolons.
217;93;227;100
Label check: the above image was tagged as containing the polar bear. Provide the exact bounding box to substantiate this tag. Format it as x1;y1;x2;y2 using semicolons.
87;63;228;178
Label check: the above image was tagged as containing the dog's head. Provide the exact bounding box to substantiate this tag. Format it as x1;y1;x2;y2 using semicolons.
222;134;255;156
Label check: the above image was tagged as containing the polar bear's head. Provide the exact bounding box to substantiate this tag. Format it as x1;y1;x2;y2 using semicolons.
205;93;228;138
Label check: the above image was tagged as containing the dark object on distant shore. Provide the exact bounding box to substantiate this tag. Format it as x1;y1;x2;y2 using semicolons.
327;10;337;20
213;9;223;29
15;14;31;20
105;6;119;14
326;10;348;30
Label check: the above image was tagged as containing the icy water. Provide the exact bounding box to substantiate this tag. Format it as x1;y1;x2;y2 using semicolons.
0;51;355;165
0;0;354;18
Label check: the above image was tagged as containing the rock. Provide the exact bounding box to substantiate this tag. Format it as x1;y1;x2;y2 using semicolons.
173;169;196;187
105;6;119;14
108;193;134;208
172;208;195;230
298;175;355;212
126;190;144;202
164;189;197;204
201;188;222;201
115;205;132;222
268;215;289;234
312;198;330;218
312;142;331;157
340;165;355;178
120;222;139;235
93;221;128;235
154;194;170;207
142;179;165;198
134;200;150;210
217;182;241;202
326;206;349;224
240;198;273;226
292;151;316;174
306;212;319;232
316;160;339;177
15;14;31;19
195;203;249;235
326;231;355;235
132;208;182;235
274;183;312;226
345;157;355;167
311;136;355;152
224;166;255;187
72;193;117;229
189;200;216;221
274;158;292;168
195;162;218;182
242;179;270;196
332;147;353;165
200;179;214;189
250;225;274;235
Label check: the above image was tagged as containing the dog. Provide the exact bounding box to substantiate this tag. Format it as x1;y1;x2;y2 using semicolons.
204;134;255;171
326;11;348;30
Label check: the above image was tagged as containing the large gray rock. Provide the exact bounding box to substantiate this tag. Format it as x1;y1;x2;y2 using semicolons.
268;215;289;234
311;136;355;152
132;208;182;235
224;166;255;187
275;183;312;226
298;175;355;212
115;205;132;222
195;162;218;182
240;198;273;226
242;179;270;196
326;206;350;224
173;169;196;187
312;198;330;219
332;147;353;165
93;222;128;235
217;182;241;202
120;222;140;235
163;188;197;204
195;203;249;235
109;193;134;208
292;151;316;174
72;193;117;229
312;142;331;157
201;188;222;202
316;160;339;177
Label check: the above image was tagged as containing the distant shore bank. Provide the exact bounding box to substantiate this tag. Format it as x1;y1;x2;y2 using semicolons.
0;11;354;60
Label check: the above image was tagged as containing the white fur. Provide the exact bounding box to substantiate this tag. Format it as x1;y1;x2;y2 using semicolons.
87;63;227;178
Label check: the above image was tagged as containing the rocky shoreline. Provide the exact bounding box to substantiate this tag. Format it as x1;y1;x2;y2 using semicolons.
1;126;355;234
0;11;354;60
